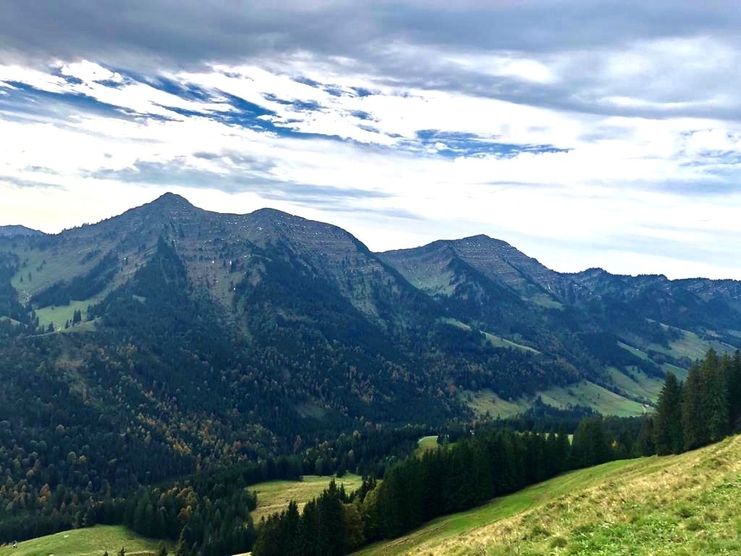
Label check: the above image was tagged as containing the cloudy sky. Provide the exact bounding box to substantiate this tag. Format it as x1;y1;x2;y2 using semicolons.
1;1;740;279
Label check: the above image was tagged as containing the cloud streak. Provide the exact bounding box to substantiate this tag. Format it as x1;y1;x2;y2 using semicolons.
0;1;740;279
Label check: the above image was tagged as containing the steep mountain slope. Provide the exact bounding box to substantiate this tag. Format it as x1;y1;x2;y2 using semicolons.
380;236;741;415
0;195;573;481
1;195;738;435
0;193;739;545
356;434;741;556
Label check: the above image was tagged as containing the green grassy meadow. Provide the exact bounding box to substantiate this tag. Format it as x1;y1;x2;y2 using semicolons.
251;473;363;524
0;525;168;556
415;435;439;456
34;298;100;330
356;434;740;555
538;380;648;417
462;389;531;418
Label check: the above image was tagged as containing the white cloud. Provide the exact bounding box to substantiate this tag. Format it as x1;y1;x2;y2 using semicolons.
0;47;740;279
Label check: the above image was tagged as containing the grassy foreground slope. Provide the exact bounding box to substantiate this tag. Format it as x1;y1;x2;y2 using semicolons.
0;525;167;556
251;474;363;523
358;434;740;555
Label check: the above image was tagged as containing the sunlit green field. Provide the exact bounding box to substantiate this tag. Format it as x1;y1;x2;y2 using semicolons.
251;473;363;524
415;435;439;456
0;525;168;556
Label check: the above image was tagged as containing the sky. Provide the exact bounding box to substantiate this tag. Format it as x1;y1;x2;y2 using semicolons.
1;1;740;279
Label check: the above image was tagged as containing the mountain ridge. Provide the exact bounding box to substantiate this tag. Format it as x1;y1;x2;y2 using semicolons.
0;192;739;548
1;193;739;432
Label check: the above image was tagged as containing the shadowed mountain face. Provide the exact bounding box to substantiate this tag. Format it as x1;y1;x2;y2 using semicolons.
0;194;739;470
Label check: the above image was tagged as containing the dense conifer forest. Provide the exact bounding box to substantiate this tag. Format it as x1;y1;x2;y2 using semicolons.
250;350;740;556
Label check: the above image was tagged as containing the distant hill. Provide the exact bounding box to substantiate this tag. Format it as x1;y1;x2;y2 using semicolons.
356;434;741;555
0;224;44;238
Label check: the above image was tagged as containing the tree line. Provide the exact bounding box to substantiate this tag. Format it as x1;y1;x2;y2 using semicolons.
253;420;633;555
651;350;740;455
101;425;429;555
252;349;740;555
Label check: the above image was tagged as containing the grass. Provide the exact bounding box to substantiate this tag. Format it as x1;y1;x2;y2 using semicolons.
251;474;363;524
356;434;740;555
464;380;649;419
416;435;439;456
538;380;648;417
463;390;531;419
605;366;663;404
35;298;100;330
649;327;735;362
0;525;168;556
482;331;539;354
439;318;538;354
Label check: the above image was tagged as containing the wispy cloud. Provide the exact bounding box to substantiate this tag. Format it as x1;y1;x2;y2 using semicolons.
0;1;740;279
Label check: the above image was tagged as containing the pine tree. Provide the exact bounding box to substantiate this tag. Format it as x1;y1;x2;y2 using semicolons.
682;364;709;450
554;429;571;473
283;500;302;555
706;355;729;442
636;417;655;456
654;373;684;454
572;417;609;467
316;480;346;556
727;351;741;430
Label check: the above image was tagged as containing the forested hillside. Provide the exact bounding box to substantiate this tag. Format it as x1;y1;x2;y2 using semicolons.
0;194;739;551
251;350;740;555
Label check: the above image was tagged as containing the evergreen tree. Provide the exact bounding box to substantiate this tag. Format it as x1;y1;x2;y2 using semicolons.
682;364;709;450
636;417;655;456
554;429;571;474
283;501;302;556
316;480;346;556
727;351;741;430
706;355;729;442
654;373;684;454
572;417;610;467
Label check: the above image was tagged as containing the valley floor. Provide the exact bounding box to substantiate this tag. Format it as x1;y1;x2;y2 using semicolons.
356;434;740;555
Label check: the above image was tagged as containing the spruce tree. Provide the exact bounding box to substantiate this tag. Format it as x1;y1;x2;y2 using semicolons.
706;355;730;442
682;364;709;450
654;373;684;454
283;500;302;556
724;351;741;431
572;417;609;467
636;417;655;456
316;481;345;556
554;429;571;473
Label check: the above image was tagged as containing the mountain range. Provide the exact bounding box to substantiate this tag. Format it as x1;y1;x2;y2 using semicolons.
1;193;739;463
